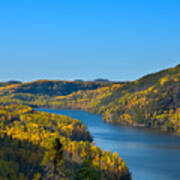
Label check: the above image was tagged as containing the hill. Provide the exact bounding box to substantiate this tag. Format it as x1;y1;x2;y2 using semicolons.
0;80;104;96
0;104;130;179
52;64;180;134
0;64;179;134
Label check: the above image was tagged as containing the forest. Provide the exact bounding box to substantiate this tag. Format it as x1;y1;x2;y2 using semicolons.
0;64;179;179
0;64;179;135
0;104;131;179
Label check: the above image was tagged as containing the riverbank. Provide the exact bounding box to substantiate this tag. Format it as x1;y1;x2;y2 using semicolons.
35;105;180;137
37;108;180;180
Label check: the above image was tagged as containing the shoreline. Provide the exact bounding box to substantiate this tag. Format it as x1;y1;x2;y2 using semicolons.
35;106;180;138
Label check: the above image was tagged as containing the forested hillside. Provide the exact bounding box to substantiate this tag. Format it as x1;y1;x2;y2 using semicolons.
52;64;180;134
0;80;104;96
0;64;179;135
0;64;179;179
0;104;130;179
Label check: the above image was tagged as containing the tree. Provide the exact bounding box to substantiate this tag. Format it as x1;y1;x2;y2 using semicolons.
52;138;63;177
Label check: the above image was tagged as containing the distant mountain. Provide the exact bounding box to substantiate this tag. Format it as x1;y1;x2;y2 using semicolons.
0;80;22;87
74;79;84;82
93;78;111;83
7;80;22;84
0;79;103;97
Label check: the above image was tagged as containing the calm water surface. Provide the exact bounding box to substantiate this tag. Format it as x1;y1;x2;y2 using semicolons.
38;109;180;180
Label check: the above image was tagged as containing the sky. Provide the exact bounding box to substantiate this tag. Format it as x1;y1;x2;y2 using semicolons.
0;0;179;82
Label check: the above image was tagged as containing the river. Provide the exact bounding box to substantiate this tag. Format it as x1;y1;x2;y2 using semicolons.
37;108;180;180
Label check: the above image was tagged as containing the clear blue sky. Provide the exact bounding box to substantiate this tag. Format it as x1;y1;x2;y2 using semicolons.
0;0;179;82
